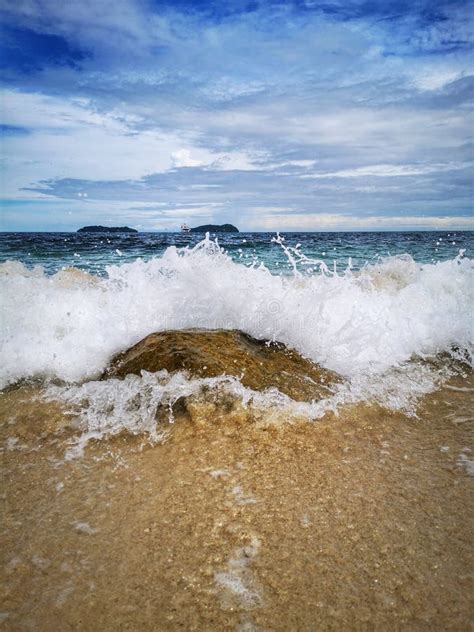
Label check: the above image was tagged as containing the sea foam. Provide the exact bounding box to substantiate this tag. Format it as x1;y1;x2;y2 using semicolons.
44;360;447;452
0;235;472;390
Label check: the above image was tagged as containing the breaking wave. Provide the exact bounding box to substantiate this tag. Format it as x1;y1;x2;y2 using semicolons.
1;235;472;391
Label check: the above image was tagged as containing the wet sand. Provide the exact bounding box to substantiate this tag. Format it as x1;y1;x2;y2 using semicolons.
1;376;473;631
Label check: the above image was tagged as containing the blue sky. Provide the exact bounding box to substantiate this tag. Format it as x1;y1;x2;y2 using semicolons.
0;0;472;231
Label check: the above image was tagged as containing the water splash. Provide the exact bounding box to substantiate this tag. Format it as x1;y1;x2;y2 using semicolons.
1;235;472;388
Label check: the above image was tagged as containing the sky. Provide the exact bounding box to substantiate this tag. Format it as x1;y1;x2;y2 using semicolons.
0;0;473;232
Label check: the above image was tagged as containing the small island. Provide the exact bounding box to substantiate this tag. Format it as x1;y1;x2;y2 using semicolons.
190;224;239;233
77;225;138;233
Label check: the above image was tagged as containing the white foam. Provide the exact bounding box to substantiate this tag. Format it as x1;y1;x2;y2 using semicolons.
457;449;474;476
214;536;262;610
1;236;472;389
72;521;98;535
44;361;445;454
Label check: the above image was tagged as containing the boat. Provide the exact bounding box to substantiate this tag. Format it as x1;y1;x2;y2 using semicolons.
181;223;191;233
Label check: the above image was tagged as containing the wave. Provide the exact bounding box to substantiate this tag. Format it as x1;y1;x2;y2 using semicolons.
44;359;449;458
1;235;472;390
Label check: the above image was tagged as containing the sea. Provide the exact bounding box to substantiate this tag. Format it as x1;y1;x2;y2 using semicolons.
1;229;472;276
0;229;472;389
1;229;473;629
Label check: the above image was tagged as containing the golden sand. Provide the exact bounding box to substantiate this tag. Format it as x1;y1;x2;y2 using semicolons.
1;375;473;631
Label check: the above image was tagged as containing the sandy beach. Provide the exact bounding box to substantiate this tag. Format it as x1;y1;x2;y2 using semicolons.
2;370;472;631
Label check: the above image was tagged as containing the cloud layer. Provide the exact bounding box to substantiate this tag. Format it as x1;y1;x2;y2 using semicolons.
1;0;473;230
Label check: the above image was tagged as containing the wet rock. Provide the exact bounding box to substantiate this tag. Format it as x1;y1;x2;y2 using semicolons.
104;329;339;401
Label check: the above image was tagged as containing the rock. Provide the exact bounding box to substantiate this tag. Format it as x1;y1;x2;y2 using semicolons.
190;224;239;233
77;226;137;233
104;329;339;401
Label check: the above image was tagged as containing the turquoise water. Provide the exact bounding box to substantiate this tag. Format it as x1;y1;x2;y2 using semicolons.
0;231;472;275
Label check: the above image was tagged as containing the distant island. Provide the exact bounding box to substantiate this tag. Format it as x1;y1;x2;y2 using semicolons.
77;225;138;233
190;224;239;233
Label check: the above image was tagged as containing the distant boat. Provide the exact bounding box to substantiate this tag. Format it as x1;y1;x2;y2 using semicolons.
181;223;191;233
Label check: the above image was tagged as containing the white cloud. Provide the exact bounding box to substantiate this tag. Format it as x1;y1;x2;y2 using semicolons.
1;1;472;230
1;90;262;198
412;69;463;92
171;149;204;168
1;90;178;190
300;162;471;179
1;0;170;58
246;212;474;232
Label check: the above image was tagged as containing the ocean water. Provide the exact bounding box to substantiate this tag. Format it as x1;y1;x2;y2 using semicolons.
0;230;472;276
1;229;472;427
